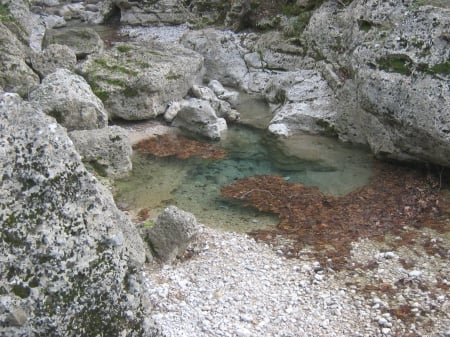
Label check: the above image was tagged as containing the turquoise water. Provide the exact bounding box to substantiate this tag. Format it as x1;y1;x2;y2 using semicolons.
114;125;374;232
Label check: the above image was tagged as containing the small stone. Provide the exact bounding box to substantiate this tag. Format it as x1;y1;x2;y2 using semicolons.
381;327;391;335
236;327;252;337
6;308;28;327
408;270;422;278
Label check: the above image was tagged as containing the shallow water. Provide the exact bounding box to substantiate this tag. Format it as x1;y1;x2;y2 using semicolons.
114;125;374;232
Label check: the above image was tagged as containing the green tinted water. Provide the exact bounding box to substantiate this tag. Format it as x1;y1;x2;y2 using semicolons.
114;125;374;232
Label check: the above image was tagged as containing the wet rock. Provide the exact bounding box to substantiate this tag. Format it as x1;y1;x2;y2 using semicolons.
69;126;132;179
0;91;155;336
42;26;104;58
174;98;228;140
142;206;200;263
29;68;108;131
78;41;203;120
190;84;239;121
29;43;77;78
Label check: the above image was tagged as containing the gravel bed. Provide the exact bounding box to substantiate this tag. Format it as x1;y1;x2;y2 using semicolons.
142;226;450;337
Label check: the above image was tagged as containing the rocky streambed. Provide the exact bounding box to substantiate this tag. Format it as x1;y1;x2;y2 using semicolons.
1;0;449;336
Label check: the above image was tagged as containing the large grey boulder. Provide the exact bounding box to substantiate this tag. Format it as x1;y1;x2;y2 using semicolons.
0;92;157;336
78;41;204;120
174;98;228;140
190;84;239;122
304;0;450;166
69;126;132;179
42;27;104;58
0;23;39;97
141;206;200;263
109;0;191;26
264;70;338;137
29;68;108;131
181;29;249;88
29;43;77;78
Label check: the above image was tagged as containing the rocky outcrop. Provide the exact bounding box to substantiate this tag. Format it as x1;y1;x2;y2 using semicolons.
0;23;39;97
264;70;338;137
181;29;249;88
78;41;204;120
69;126;132;178
140;206;199;263
174;98;228;140
29;68;108;131
29;44;77;78
0;92;157;336
304;0;450;166
42;27;104;59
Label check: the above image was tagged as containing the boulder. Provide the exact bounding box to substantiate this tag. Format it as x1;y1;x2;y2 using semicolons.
29;43;77;78
111;0;191;26
141;206;200;263
208;80;240;108
264;70;338;137
69;126;132;179
42;27;104;58
181;29;248;89
77;41;204;120
304;0;450;166
0;91;157;336
174;98;228;140
0;23;39;96
190;84;239;121
29;68;108;131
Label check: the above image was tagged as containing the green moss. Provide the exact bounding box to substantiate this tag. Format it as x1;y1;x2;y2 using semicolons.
12;284;30;299
429;61;450;75
93;59;138;76
89;161;108;177
123;86;139;97
316;119;338;137
104;78;127;87
378;55;413;75
143;220;154;227
117;45;132;53
93;89;109;102
166;70;181;80
0;4;13;23
358;19;373;32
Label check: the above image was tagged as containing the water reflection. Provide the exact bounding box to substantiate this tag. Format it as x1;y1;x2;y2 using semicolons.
114;125;373;232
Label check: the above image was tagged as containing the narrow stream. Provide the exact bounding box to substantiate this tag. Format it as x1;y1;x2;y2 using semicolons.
114;95;374;232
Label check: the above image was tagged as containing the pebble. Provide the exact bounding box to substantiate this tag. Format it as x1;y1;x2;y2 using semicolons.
144;227;450;337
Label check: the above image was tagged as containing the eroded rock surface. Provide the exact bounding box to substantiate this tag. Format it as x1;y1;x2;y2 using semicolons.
69;125;132;178
78;41;204;120
29;68;108;131
0;92;157;337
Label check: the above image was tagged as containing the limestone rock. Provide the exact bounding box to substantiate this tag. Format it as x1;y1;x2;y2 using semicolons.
304;0;450;166
182;29;248;88
29;43;77;78
265;70;338;137
190;84;239;121
142;206;200;263
29;68;108;131
69;126;132;179
42;27;104;58
174;98;228;140
0;91;156;336
77;41;204;120
0;23;39;97
112;0;191;26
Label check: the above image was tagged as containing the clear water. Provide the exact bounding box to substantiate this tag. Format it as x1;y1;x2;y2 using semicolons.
114;125;374;232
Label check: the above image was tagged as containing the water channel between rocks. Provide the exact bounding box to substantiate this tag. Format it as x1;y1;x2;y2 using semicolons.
114;94;374;232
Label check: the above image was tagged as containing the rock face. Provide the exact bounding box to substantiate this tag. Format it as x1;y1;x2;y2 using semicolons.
141;206;199;263
69;126;132;178
304;0;450;166
182;29;249;88
264;70;338;137
42;27;104;58
0;23;39;97
29;43;77;78
174;98;228;140
78;41;204;120
29;68;108;131
0;92;156;337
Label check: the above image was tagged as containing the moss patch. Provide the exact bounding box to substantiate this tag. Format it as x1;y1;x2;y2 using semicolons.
117;45;132;53
429;61;450;76
377;55;414;75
